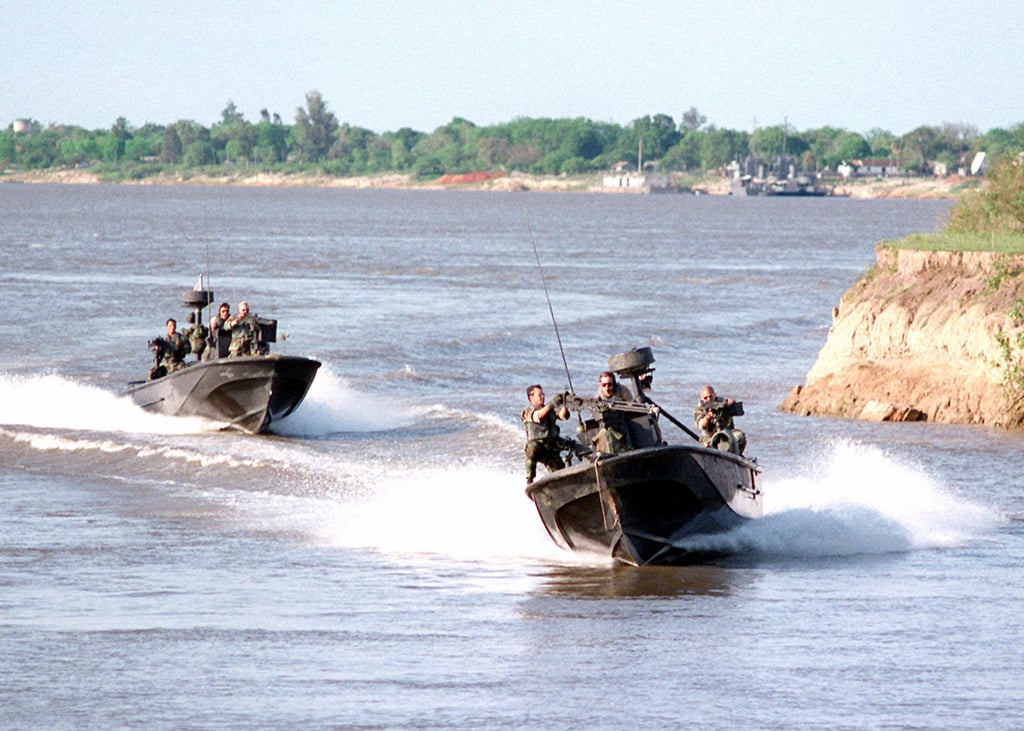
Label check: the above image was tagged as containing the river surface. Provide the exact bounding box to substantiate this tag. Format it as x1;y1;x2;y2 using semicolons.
1;184;1022;729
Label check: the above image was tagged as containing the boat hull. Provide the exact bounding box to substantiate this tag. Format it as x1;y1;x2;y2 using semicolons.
525;445;762;566
127;355;321;434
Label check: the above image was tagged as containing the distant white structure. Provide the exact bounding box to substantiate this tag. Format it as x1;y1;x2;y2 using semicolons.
970;152;987;176
853;159;904;177
12;119;30;134
602;173;673;192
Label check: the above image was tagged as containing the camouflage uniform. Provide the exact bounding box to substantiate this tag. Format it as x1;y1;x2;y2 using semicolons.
694;400;747;455
165;332;190;370
226;313;257;357
148;331;190;380
522;403;571;484
184;322;208;360
593;382;634;454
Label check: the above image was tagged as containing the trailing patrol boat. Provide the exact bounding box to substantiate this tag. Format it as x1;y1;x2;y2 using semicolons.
525;347;763;566
127;282;320;434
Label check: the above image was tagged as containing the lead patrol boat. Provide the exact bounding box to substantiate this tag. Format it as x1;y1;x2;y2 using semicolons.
525;347;763;566
127;280;320;434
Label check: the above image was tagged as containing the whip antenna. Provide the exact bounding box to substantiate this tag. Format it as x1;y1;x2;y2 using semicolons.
525;214;575;394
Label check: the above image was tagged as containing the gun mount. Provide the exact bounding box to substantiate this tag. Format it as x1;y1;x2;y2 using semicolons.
607;347;655;377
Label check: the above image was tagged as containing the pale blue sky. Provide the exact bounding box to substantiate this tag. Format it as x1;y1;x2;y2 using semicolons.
3;0;1021;135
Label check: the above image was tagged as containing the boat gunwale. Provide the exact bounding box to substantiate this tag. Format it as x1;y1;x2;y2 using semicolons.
524;442;762;498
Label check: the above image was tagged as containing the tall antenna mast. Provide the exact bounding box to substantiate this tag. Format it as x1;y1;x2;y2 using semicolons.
524;213;575;394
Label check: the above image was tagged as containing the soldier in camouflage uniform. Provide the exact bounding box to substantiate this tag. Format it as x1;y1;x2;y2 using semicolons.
593;371;635;453
521;384;572;484
149;318;190;380
693;384;747;455
224;301;257;357
182;312;208;361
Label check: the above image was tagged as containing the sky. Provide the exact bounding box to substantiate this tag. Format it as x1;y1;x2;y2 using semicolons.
3;0;1022;137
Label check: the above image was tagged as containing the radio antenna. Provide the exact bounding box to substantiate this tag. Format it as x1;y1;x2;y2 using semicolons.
525;213;575;394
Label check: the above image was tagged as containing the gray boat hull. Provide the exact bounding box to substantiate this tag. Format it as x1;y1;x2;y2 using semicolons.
128;354;321;434
526;444;762;566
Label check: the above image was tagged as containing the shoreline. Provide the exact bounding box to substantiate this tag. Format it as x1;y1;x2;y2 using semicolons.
0;168;970;199
780;247;1024;429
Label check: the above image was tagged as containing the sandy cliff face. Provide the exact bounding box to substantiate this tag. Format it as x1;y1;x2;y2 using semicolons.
780;248;1024;427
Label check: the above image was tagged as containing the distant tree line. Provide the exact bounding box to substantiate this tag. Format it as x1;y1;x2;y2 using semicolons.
3;91;1024;179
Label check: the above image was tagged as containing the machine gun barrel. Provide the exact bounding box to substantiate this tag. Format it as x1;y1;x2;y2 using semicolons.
702;398;744;416
561;394;658;415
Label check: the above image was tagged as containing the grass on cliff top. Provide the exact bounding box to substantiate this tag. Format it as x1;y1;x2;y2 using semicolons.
879;231;1024;254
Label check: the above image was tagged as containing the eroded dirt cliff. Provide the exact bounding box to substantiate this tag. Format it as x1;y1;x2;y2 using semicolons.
780;247;1024;427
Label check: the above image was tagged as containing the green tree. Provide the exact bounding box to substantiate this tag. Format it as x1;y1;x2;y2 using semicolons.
124;135;158;161
255;120;288;163
110;116;132;162
384;127;422;170
294;90;339;162
701;128;748;170
22;129;60;168
161;126;183;163
212;100;257;163
183;140;216;166
831;132;872;165
899;125;944;172
560;118;603;162
613;114;681;167
978;128;1018;159
680;106;707;132
802;126;846;168
947;155;1024;234
866;128;897;159
661;128;703;171
57;127;100;165
220;100;243;126
0;129;17;165
751;124;806;159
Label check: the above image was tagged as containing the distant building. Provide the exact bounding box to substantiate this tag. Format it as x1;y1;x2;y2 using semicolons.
602;173;675;192
852;159;904;177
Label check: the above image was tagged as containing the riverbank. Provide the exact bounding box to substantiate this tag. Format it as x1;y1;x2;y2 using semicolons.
1;167;973;198
780;247;1024;429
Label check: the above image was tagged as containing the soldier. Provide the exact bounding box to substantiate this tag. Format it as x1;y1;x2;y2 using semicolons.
694;384;747;455
182;312;208;361
224;300;257;357
595;371;634;402
149;318;190;380
521;384;572;484
205;302;231;359
593;371;634;454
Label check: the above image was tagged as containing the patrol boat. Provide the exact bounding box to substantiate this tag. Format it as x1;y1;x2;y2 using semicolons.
525;348;763;566
127;283;320;434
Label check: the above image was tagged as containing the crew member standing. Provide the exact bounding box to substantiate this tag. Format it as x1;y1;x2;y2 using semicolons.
521;384;571;484
224;301;257;357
